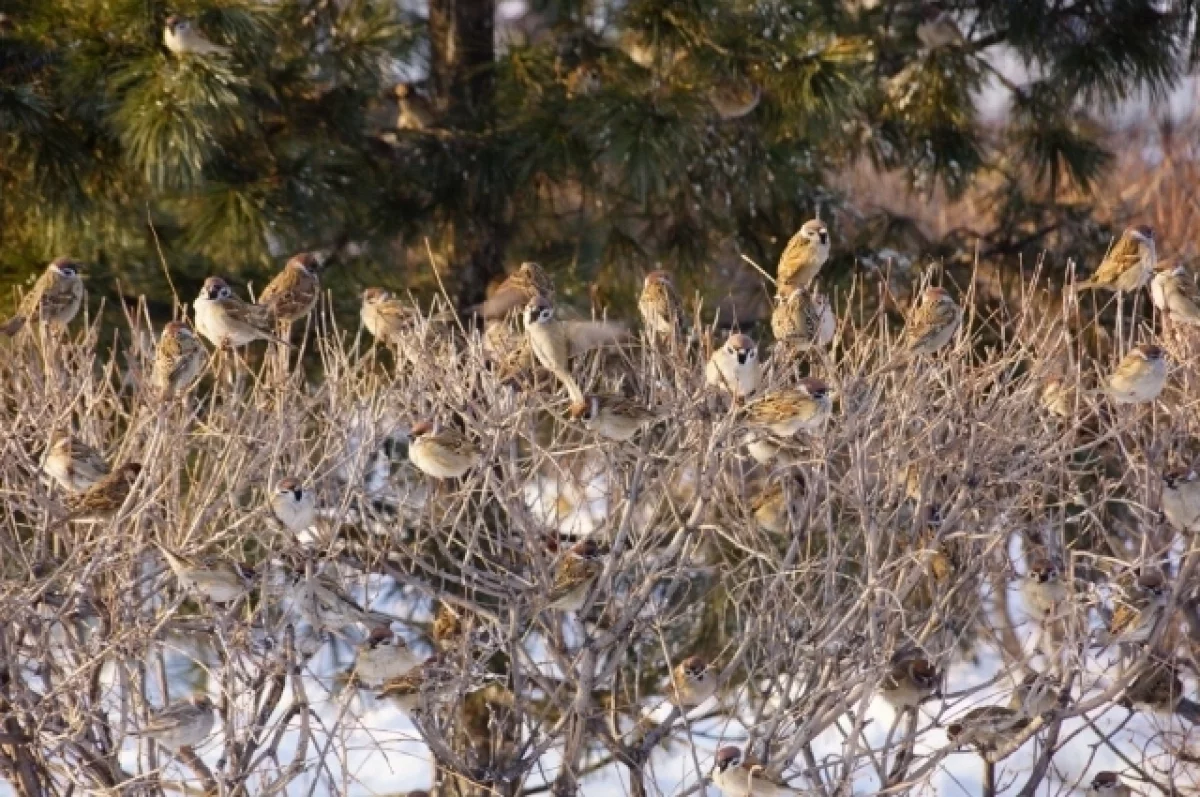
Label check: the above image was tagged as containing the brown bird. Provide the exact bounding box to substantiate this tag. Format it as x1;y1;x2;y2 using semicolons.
43;432;110;493
901;286;961;356
638;270;684;340
1076;225;1156;293
548;539;606;612
193;277;285;348
751;481;796;535
706;333;762;399
1087;771;1132;797
360;287;419;363
474;262;554;321
569;394;661;442
712;747;799;797
65;462;142;520
408;421;479;479
670;655;718;707
258;253;321;325
771;288;835;350
354;626;422;686
1008;671;1066;717
880;655;940;709
1124;659;1200;723
776;220;830;292
1162;467;1200;533
742;379;832;437
708;76;762;120
376;653;462;712
158;544;252;604
945;706;1030;753
152;321;207;399
1151;264;1200;326
1097;344;1167;404
132;695;216;751
1;257;85;336
394;83;436;131
1021;552;1068;619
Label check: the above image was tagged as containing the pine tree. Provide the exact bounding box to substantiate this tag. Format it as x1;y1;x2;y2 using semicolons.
0;0;1194;321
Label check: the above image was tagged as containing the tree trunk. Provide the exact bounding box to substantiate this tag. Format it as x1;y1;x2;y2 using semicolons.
428;0;508;310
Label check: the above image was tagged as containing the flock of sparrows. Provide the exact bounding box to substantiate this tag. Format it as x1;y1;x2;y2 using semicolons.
4;215;1192;796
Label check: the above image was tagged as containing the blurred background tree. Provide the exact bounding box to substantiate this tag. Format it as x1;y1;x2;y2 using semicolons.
0;0;1196;324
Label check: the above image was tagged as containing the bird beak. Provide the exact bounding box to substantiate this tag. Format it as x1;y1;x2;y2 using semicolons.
819;231;829;245
736;350;748;365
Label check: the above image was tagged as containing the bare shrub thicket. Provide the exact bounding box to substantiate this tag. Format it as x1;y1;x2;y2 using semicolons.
1;266;1199;797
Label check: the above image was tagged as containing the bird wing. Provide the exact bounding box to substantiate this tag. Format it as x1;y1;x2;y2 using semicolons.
1091;235;1142;283
565;320;629;356
475;283;537;320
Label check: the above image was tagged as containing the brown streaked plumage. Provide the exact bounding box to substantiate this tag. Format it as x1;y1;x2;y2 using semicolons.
902;287;961;356
152;321;207;399
670;655;717;707
548;539;605;612
408;421;479;479
742;379;832;437
568;394;661;442
193;277;285;348
65;462;142;519
638;270;683;339
43;432;109;493
776;219;830;292
1;258;85;336
258;253;321;324
1077;225;1156;292
475;262;554;321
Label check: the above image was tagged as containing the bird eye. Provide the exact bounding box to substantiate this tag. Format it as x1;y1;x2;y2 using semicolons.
747;349;756;359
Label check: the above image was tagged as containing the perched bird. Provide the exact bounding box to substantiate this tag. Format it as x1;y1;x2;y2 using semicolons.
132;695;216;751
377;653;462;712
523;296;626;399
569;394;660;442
712;746;798;797
708;77;762;120
916;3;964;49
432;603;467;648
1107;569;1170;648
163;15;230;57
395;83;436;131
1151;265;1200;326
1098;344;1167;404
354;626;422;687
43;432;109;493
945;706;1030;752
258;253;321;325
1040;376;1077;419
0;257;85;336
670;655;718;707
1021;553;1068;619
880;655;940;710
291;570;394;633
742;379;832;437
771;288;835;351
360;288;417;361
408;421;479;479
475;262;554;321
751;481;796;535
742;432;806;467
902;286;962;356
638;270;683;340
548;539;605;612
1087;772;1132;797
1162;468;1200;533
1008;671;1066;718
65;463;142;520
270;478;316;534
151;321;207;399
565;65;601;98
193;277;283;348
1076;225;1156;293
1124;659;1200;723
706;334;762;399
776;220;831;293
158;544;251;604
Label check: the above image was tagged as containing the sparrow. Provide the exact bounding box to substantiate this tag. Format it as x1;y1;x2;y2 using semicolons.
1008;671;1066;718
1124;659;1200;723
132;695;216;751
1076;225;1156;292
547;539;605;612
474;262;554;321
65;462;142;520
568;394;661;442
706;333;762;399
376;653;461;712
270;478;316;534
708;77;762;120
916;3;964;49
638;270;683;340
741;432;806;467
1162;468;1200;533
945;706;1030;752
565;65;601;98
151;321;207;399
1040;376;1077;419
523;296;626;398
751;481;795;535
901;286;962;356
395;83;436;131
670;655;718;707
1098;344;1167;404
360;288;417;360
258;253;321;325
354;626;422;687
742;379;832;437
163;15;230;57
158;544;252;604
1087;772;1132;797
291;570;394;633
0;258;85;336
712;746;798;797
1106;568;1170;648
408;421;479;479
1151;265;1200;326
1021;552;1068;619
193;277;283;348
880;655;940;709
43;432;109;493
432;603;467;648
771;288;835;350
776;220;830;293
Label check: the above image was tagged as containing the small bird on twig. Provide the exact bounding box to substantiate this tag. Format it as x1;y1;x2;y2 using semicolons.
132;695;216;751
0;258;85;337
152;321;207;399
1075;226;1156;293
776;220;830;293
43;432;109;493
163;15;230;57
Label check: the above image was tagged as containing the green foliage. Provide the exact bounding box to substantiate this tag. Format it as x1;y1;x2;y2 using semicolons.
0;0;1194;321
